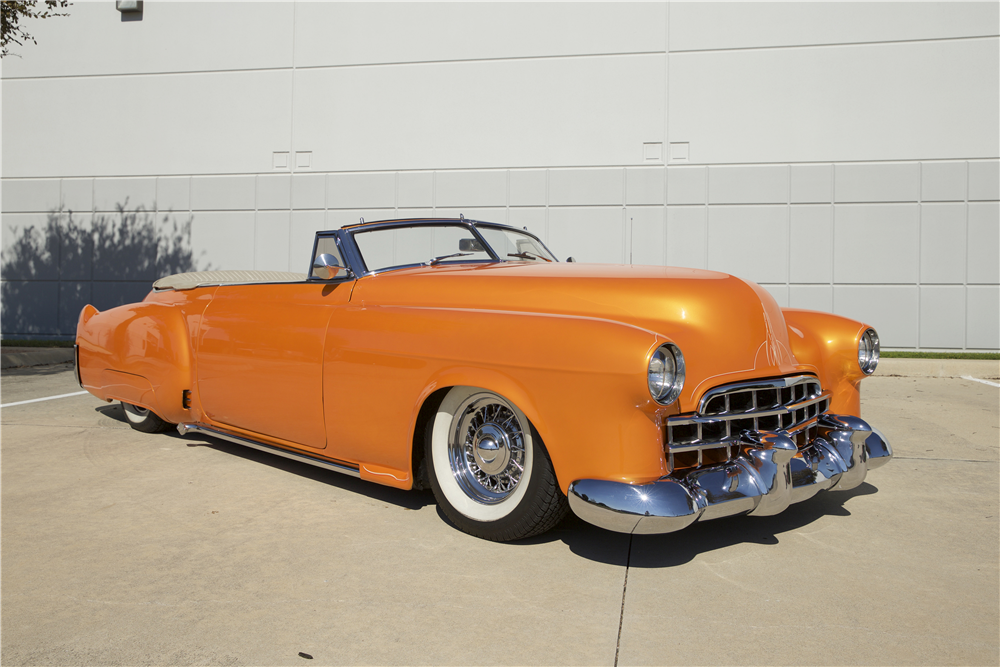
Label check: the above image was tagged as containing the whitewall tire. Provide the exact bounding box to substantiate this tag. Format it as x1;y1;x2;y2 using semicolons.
426;386;567;541
121;401;174;434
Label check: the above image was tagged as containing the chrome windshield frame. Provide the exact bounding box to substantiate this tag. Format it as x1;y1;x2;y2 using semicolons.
330;218;555;277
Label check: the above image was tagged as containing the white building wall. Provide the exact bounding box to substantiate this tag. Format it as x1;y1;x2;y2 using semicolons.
2;2;998;349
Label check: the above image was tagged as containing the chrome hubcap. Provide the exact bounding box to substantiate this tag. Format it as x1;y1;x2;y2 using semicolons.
473;424;511;475
448;394;526;504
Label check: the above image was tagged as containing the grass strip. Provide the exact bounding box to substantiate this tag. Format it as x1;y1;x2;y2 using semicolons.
882;351;999;361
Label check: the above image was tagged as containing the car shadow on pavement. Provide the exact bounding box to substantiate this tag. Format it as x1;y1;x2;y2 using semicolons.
96;403;124;417
173;431;434;511
95;404;434;510
429;504;634;564
500;482;880;566
623;483;879;568
436;482;879;566
95;403;880;553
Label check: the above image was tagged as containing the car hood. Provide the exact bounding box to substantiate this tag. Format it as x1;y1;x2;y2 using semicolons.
351;262;807;393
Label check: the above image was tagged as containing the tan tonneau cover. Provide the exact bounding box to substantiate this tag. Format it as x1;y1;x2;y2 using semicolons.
152;270;307;291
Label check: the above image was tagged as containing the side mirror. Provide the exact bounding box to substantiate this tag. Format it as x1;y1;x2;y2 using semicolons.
312;253;350;280
459;238;485;252
565;256;577;263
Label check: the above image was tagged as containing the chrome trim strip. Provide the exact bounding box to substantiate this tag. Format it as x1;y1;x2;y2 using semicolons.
153;280;325;292
568;414;892;535
670;391;830;426
696;374;820;414
668;415;821;454
176;423;361;478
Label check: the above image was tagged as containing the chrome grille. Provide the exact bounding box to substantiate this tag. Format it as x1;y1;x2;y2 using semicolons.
665;375;830;470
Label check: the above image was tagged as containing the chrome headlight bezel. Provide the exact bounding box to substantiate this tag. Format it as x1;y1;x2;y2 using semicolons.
648;343;685;405
858;328;880;375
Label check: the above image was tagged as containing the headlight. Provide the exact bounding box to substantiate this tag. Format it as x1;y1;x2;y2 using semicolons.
648;343;685;405
858;328;879;375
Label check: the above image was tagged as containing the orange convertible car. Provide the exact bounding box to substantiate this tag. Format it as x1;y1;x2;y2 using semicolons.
76;218;891;541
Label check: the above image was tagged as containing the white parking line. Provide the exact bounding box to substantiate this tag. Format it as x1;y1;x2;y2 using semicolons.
0;391;89;409
961;375;1000;388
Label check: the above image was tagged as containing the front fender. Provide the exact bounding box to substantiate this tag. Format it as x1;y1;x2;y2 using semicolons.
782;308;873;416
327;305;678;492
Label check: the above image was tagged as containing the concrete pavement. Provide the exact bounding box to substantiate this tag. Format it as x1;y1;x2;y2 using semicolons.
1;362;997;665
1;346;75;369
878;357;1000;380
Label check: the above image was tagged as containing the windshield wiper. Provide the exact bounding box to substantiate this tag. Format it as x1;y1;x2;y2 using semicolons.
427;252;472;266
507;252;552;262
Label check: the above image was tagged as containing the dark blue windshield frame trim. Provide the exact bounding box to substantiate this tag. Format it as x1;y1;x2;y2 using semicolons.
314;218;556;278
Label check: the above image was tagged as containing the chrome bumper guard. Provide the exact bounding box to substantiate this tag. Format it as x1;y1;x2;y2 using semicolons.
568;414;892;535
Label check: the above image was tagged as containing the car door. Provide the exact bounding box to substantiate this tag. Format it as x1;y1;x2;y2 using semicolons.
196;280;353;450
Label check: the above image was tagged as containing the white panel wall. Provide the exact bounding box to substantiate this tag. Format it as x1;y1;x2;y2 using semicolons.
294;2;666;66
0;2;295;77
669;2;998;51
668;38;999;164
2;2;998;350
2;71;294;177
292;55;665;172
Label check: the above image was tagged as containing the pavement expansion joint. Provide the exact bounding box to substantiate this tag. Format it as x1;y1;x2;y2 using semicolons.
614;534;633;667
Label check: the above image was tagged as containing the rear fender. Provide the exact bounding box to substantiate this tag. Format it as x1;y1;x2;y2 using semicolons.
76;298;197;423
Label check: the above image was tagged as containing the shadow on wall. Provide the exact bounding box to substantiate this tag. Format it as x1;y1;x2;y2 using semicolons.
1;203;207;338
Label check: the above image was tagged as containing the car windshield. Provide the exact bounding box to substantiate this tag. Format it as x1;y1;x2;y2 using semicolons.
476;225;555;263
351;223;555;273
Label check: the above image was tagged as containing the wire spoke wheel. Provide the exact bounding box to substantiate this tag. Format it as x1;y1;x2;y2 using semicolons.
427;386;569;541
449;394;527;504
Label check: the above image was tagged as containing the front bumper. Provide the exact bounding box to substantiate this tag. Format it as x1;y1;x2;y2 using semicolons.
568;414;892;535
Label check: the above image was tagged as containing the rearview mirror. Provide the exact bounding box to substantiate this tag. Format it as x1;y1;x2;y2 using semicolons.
459;238;484;252
312;253;350;280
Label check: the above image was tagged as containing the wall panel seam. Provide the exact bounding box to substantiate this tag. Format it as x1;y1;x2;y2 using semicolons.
7;36;995;82
622;168;629;264
831;165;836;310
917;163;923;349
7;158;999;182
505;170;510;226
703;164;710;269
668;34;999;55
545;169;550;244
786;164;791;296
664;1;670;269
965;161;970;350
0;50;668;83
